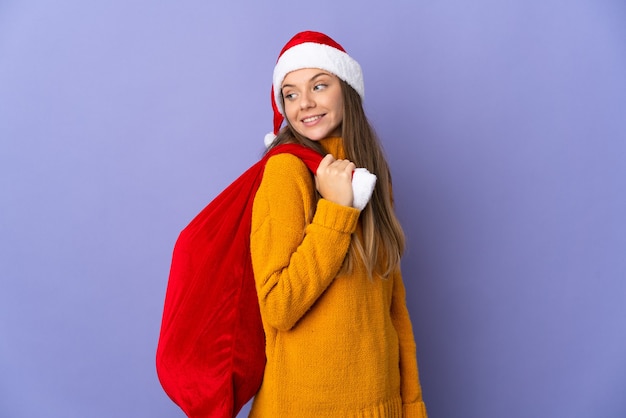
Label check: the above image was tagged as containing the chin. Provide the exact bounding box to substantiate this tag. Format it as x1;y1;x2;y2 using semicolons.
296;130;326;141
298;128;340;141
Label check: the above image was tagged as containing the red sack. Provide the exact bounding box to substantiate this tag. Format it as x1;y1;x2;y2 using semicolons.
156;144;323;418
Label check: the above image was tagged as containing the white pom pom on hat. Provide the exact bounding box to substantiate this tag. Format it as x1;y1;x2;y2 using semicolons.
265;31;365;145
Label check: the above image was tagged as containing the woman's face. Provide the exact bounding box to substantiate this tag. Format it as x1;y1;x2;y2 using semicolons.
281;68;344;141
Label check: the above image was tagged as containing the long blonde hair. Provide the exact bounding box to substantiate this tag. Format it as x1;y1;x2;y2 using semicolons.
268;79;405;278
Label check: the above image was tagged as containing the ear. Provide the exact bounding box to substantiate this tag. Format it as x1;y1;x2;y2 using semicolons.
352;168;377;210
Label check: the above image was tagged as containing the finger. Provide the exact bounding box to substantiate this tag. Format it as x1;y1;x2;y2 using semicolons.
317;154;336;174
338;159;356;170
331;159;356;173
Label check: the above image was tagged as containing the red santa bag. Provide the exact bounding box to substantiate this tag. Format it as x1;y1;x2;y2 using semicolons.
156;143;323;418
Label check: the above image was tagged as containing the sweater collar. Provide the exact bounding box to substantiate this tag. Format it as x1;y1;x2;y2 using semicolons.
318;136;346;159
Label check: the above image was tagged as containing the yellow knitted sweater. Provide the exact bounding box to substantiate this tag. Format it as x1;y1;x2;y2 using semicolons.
249;137;427;417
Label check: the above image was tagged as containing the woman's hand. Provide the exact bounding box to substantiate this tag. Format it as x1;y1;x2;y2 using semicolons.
315;154;356;208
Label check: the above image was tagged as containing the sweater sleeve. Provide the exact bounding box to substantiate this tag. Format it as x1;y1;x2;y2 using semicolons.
390;268;428;418
250;153;360;331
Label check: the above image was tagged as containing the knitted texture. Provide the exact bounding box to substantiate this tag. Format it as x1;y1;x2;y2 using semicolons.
249;137;427;417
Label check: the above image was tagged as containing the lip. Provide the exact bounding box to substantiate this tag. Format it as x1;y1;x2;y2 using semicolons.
301;114;325;125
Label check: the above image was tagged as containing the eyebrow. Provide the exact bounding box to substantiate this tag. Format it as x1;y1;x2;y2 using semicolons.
281;72;331;90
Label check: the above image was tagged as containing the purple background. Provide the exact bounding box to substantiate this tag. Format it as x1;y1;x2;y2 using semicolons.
1;1;625;417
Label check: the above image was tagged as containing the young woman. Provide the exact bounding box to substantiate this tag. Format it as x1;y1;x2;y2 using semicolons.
249;31;427;418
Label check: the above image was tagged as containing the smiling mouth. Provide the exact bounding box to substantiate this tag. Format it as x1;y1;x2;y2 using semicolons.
302;115;323;123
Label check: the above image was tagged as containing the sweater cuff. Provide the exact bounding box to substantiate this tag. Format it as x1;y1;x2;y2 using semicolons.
403;401;428;418
312;199;360;234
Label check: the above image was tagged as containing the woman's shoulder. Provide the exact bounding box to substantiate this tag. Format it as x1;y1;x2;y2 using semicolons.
254;152;317;220
263;152;313;179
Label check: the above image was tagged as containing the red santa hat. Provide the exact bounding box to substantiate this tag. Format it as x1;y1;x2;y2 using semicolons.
265;31;365;147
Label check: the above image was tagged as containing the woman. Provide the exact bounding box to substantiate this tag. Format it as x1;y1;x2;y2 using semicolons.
249;30;427;417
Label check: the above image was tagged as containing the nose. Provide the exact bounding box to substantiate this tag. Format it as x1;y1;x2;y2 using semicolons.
299;91;315;110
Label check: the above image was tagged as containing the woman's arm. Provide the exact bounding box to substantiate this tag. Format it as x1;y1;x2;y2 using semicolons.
251;153;360;331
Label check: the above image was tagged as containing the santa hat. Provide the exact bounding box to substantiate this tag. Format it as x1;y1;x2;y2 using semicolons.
264;31;365;147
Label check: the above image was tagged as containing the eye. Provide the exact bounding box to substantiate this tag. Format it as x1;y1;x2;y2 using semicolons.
283;92;297;101
313;83;327;91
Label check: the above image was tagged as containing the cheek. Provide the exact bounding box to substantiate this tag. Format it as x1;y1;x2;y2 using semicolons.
333;93;344;120
334;102;344;124
283;102;298;123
